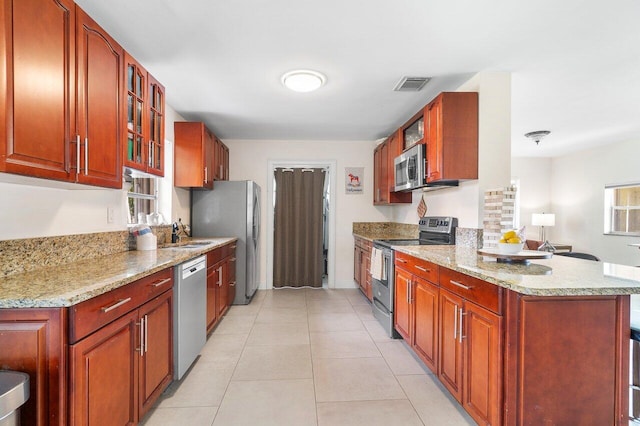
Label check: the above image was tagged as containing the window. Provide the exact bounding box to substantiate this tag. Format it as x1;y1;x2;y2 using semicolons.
126;176;157;224
604;183;640;235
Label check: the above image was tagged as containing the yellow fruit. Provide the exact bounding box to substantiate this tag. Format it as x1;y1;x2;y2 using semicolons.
499;238;507;243
503;230;517;240
507;237;522;244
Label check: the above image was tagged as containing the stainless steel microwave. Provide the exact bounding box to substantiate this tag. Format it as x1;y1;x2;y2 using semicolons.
394;144;426;192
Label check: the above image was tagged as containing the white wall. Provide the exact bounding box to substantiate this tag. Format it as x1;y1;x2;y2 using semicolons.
394;71;512;229
551;139;640;266
0;104;187;241
511;157;552;240
226;139;392;288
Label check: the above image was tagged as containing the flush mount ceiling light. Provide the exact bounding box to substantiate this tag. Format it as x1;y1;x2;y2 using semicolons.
525;130;551;145
281;70;326;93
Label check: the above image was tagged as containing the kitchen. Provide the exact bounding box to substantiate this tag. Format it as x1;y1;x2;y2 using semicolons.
2;0;640;425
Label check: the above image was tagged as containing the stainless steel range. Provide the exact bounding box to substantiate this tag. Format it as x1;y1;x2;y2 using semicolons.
371;216;457;338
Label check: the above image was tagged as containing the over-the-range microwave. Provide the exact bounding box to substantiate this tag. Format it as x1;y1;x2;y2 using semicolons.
394;144;426;191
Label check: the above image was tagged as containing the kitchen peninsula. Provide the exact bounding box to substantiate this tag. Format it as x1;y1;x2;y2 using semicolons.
378;239;639;425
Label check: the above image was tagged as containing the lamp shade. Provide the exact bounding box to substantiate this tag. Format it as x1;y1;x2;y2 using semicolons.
532;213;555;227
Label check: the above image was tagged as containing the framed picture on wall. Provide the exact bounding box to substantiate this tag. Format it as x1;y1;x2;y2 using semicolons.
345;167;363;194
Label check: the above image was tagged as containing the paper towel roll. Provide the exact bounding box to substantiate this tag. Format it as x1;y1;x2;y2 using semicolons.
137;233;157;251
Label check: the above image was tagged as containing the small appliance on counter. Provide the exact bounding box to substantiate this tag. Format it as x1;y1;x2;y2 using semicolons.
371;216;457;338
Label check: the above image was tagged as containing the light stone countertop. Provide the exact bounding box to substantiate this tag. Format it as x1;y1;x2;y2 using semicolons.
393;245;640;297
0;238;236;309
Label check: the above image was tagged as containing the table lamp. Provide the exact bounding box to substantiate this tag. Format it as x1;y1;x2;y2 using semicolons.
532;213;556;252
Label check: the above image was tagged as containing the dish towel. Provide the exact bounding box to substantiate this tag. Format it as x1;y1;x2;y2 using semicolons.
370;247;384;281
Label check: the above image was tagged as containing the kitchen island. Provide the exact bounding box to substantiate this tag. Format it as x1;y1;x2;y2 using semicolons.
0;238;235;425
389;244;639;425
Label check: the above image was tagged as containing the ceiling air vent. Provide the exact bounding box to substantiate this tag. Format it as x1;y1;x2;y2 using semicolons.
393;76;431;92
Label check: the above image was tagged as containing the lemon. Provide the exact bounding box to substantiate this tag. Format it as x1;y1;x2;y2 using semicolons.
499;238;507;243
503;230;517;240
507;237;522;244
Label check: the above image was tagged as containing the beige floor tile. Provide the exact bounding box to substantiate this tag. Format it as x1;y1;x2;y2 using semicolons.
223;303;261;318
211;314;255;335
397;374;476;425
316;400;423;426
310;330;381;359
199;333;247;365
232;344;312;380
308;312;364;331
344;289;371;306
157;361;234;408
376;340;429;375
307;298;355;313
212;379;317;426
141;406;218;426
313;357;406;402
245;322;310;346
255;307;309;324
305;288;349;301
352;303;375;321
262;289;308;308
362;319;395;342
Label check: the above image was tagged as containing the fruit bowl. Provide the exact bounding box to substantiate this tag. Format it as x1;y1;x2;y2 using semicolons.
497;242;524;254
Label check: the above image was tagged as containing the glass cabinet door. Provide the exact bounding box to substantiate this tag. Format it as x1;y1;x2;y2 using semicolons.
147;75;165;175
125;54;146;169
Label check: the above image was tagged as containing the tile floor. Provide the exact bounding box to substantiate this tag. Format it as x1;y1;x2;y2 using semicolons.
142;288;476;426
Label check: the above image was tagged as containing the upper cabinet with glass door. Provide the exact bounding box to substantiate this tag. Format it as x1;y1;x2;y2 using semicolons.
123;53;165;177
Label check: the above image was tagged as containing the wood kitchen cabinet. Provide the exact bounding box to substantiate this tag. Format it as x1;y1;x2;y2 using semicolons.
206;242;237;333
69;268;174;425
425;92;478;184
174;121;229;189
394;252;439;372
353;237;372;301
373;132;411;205
123;53;165;177
438;267;503;426
0;308;67;425
0;1;123;188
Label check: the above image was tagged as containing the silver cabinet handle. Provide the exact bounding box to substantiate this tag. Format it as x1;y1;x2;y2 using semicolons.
397;259;407;264
376;188;380;201
450;280;472;291
415;265;430;273
459;308;465;343
76;135;81;173
230;257;236;261
144;314;148;354
101;297;131;313
453;305;458;339
218;267;223;286
204;166;208;184
219;164;223;178
152;278;172;288
230;281;236;287
84;137;89;175
137;316;145;355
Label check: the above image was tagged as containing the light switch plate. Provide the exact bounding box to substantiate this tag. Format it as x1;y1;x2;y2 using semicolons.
107;207;115;223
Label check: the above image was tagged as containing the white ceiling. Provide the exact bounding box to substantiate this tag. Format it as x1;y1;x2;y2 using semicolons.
75;0;640;158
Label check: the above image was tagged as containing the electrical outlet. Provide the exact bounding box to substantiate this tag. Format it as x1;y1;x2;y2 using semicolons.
107;207;115;224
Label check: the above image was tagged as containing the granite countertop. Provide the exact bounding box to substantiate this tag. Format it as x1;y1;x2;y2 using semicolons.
0;238;236;309
393;245;640;296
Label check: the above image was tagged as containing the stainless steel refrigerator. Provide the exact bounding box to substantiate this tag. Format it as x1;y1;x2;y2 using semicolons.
191;180;260;305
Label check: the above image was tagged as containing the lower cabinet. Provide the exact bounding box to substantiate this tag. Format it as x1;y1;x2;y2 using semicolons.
68;268;174;425
206;242;237;333
353;237;372;301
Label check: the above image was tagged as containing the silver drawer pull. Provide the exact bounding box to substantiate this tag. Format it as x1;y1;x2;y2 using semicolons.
450;280;472;291
230;281;236;287
101;297;132;313
415;265;430;272
152;278;172;287
230;257;236;261
397;259;407;264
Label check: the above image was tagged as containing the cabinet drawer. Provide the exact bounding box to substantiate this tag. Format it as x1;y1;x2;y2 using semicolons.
395;252;439;284
207;242;235;265
69;268;173;343
439;267;502;315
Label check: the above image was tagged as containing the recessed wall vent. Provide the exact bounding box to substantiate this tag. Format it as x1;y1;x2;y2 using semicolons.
393;76;431;92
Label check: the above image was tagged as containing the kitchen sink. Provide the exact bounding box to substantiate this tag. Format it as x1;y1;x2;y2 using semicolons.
162;241;213;249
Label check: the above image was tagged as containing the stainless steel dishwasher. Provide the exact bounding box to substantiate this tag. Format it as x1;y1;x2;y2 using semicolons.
173;255;207;380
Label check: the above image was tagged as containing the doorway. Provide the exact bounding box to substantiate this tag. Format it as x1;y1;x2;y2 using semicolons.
266;160;336;289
